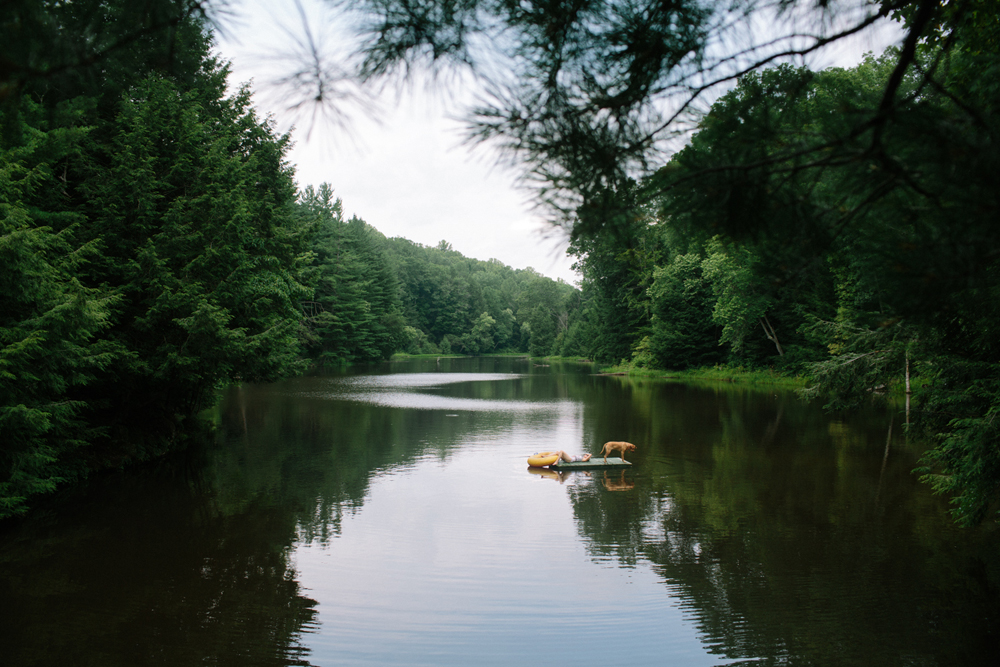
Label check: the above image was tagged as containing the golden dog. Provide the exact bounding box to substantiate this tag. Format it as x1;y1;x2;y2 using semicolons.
599;441;636;463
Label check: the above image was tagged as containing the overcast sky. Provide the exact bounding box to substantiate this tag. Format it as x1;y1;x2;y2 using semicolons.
215;0;902;286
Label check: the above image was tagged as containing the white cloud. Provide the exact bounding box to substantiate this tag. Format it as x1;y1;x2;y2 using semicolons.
215;0;580;284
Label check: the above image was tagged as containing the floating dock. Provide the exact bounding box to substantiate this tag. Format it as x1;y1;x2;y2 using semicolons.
550;457;632;470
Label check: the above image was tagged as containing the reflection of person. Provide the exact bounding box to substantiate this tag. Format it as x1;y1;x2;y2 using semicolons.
553;451;592;463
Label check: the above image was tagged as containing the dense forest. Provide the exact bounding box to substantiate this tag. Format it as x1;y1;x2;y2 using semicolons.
540;34;1000;526
298;181;580;362
333;0;999;526
3;0;999;526
0;1;578;519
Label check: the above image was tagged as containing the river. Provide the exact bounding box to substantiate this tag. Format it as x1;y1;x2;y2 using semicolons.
1;357;997;666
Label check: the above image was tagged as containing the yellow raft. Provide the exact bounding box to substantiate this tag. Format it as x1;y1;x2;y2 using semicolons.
527;451;560;467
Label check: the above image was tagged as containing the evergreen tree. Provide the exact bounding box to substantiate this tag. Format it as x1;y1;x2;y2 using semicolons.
0;108;119;516
1;4;313;516
71;68;311;444
299;184;405;364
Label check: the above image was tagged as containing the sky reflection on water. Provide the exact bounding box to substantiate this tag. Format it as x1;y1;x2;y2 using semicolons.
328;390;565;412
277;361;720;665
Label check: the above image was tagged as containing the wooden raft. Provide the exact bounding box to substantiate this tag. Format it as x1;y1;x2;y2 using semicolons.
551;457;632;470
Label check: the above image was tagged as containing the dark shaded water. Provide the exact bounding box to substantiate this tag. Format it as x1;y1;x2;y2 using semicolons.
2;357;998;665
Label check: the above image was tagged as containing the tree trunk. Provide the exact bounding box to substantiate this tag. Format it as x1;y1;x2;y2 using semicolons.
760;315;784;356
905;350;911;426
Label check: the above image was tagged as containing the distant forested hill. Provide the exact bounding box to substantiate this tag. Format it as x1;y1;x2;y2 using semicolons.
294;184;581;363
383;237;580;358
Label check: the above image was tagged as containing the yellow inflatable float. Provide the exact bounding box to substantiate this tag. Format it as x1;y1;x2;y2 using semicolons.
527;451;560;467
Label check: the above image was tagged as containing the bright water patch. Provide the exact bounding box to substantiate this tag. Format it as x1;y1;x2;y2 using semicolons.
337;372;526;389
292;443;713;666
333;391;563;412
314;371;557;412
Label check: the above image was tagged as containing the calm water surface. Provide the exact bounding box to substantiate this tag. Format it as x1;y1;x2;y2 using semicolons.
2;357;998;666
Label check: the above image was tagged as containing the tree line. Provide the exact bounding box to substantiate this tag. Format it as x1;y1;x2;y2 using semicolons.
333;0;999;525
550;35;1000;526
298;182;580;362
0;1;578;519
331;0;998;524
4;0;999;526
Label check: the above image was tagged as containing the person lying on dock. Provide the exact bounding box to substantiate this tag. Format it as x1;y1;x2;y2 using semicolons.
553;451;592;463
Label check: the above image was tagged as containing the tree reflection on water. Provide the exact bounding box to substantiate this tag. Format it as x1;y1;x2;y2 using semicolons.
567;379;1000;666
2;360;998;666
0;453;319;667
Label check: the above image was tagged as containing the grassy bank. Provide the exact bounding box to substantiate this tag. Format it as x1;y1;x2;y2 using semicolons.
591;363;809;389
389;353;468;360
388;353;808;390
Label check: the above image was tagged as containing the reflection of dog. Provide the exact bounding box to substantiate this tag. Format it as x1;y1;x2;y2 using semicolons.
599;441;636;463
601;470;634;491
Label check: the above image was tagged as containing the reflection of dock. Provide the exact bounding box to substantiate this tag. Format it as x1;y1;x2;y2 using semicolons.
551;458;632;470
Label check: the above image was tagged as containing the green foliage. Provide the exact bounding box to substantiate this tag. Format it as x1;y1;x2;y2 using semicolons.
917;360;1000;526
518;276;561;357
655;15;1000;522
800;320;916;409
0;109;120;516
70;68;311;436
647;252;722;370
522;5;1000;522
298;184;405;364
383;238;578;357
401;326;437;355
1;4;313;518
567;196;662;363
465;311;497;354
1;0;221;157
701;238;782;358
